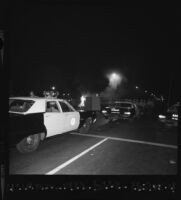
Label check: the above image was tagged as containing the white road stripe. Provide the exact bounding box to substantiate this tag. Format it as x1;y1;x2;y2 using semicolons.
46;137;108;175
71;132;107;139
70;132;178;149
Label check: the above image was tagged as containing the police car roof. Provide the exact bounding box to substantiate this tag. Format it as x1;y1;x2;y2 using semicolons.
9;96;65;101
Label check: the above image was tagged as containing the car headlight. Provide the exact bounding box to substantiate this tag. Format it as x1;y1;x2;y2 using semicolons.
172;114;178;120
159;114;166;119
102;110;107;113
124;112;131;115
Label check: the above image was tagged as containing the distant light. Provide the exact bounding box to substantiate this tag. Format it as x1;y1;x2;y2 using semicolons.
102;110;107;114
79;95;86;107
135;86;139;89
124;112;131;115
145;90;147;93
172;114;178;118
52;86;55;90
107;72;122;89
159;114;166;119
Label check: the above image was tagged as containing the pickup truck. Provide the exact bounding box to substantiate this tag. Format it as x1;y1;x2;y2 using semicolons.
9;97;96;153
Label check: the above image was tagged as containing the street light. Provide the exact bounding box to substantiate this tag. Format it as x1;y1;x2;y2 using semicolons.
135;86;139;89
52;86;55;90
107;72;122;89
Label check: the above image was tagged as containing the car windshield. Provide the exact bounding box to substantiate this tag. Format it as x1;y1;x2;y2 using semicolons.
9;99;35;113
113;103;132;108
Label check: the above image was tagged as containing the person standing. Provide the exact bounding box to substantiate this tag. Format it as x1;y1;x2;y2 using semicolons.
30;91;37;97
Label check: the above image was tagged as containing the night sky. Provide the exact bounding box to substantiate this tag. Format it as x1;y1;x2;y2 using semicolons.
7;2;180;102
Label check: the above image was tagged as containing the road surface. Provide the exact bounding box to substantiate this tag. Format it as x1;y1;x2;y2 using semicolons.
9;117;178;175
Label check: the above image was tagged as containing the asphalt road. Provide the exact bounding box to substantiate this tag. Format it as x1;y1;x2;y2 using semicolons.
9;117;178;175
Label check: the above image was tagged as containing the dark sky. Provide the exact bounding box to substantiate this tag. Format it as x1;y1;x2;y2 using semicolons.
7;2;180;102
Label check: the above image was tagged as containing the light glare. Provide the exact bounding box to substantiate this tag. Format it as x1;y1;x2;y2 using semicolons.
107;72;122;89
159;115;166;119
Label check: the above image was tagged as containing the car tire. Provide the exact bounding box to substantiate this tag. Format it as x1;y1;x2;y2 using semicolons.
79;117;92;134
16;133;41;153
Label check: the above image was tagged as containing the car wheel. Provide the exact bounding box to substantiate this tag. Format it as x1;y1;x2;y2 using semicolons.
79;117;92;134
16;134;41;153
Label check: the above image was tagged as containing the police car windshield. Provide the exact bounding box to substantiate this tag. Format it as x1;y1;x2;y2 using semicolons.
9;99;35;113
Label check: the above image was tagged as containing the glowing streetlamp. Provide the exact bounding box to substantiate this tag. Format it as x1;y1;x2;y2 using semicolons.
52;86;55;90
135;86;139;89
107;72;122;89
110;73;120;82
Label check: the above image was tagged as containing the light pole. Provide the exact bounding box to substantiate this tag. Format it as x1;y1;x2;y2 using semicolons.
0;30;4;65
167;74;172;109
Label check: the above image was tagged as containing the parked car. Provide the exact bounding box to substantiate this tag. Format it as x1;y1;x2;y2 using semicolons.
167;103;179;120
101;101;139;121
158;103;179;125
9;97;96;153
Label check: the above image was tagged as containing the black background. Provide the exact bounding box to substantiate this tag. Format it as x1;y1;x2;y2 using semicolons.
6;2;181;103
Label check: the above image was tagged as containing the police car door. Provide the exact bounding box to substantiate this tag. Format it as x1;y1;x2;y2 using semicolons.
58;101;80;132
44;100;66;137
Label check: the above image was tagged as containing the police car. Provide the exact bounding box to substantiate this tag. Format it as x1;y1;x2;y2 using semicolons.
9;97;80;153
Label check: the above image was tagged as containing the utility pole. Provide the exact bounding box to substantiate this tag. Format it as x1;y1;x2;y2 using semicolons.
0;29;5;200
167;73;172;109
0;30;4;65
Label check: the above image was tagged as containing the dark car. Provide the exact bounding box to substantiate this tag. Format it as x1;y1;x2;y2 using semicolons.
158;103;179;126
101;101;139;121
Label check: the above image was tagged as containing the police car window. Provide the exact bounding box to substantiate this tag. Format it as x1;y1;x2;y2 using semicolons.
9;99;34;112
46;101;60;112
59;102;73;112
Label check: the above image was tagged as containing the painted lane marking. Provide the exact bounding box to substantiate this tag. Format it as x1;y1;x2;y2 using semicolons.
71;132;107;139
70;132;178;149
46;137;108;175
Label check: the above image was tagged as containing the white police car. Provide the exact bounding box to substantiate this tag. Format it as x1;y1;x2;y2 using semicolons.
9;97;80;153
